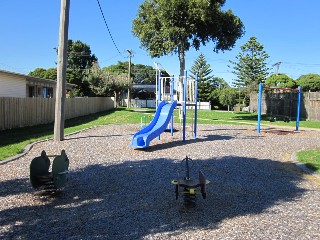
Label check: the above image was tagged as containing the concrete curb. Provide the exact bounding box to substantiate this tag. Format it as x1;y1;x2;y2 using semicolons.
291;152;320;179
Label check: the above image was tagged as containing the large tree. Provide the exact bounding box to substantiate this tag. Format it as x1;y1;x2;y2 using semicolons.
66;40;98;96
229;36;270;95
132;0;244;77
30;40;98;96
189;54;216;101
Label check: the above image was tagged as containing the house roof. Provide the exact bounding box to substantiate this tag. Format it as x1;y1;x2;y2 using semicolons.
0;69;76;89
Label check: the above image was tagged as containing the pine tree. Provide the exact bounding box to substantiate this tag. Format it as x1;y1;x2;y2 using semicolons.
229;36;270;94
190;54;215;102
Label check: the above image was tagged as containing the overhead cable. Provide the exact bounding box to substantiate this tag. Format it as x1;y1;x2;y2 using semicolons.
96;0;124;57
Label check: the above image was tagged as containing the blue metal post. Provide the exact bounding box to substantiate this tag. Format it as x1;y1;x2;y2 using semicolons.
296;86;302;131
157;71;162;140
194;74;198;139
257;83;263;133
183;70;187;142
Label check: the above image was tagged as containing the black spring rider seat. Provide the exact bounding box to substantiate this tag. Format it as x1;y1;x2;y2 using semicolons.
171;156;210;208
30;150;69;190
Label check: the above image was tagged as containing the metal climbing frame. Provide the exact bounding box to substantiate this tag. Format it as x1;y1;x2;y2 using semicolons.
257;83;302;133
157;70;198;141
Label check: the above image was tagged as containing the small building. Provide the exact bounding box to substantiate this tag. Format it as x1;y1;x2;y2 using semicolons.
0;69;75;98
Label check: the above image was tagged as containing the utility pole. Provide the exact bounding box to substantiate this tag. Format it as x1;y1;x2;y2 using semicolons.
54;0;70;141
273;61;282;76
127;49;132;108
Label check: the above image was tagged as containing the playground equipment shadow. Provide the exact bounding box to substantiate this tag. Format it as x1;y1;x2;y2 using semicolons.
0;156;311;239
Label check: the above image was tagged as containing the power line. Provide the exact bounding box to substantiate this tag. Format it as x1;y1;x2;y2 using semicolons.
96;0;123;57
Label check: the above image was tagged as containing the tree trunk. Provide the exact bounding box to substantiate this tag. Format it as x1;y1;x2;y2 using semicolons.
114;90;118;108
178;47;185;102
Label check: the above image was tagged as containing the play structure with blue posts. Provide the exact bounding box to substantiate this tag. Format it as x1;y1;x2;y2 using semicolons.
131;69;198;148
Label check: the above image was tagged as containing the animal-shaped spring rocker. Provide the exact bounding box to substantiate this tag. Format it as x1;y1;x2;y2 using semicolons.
30;150;69;190
171;156;209;207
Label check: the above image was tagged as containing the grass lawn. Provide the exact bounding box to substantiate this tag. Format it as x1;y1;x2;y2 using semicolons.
1;107;320;176
0;108;144;161
296;149;320;174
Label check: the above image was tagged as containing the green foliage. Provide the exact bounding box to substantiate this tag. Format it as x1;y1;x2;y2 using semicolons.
102;61;128;75
29;68;47;78
297;74;320;91
28;68;57;80
29;40;98;96
265;73;297;88
229;36;270;94
218;87;238;110
132;64;156;84
44;68;57;80
66;39;98;96
189;54;216;101
132;0;244;75
208;78;230;108
214;77;229;89
102;61;162;85
88;62;129;102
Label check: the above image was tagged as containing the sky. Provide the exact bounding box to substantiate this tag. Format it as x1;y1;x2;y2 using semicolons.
0;0;319;85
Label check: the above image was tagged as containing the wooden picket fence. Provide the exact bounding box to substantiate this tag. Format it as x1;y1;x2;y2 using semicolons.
0;97;114;131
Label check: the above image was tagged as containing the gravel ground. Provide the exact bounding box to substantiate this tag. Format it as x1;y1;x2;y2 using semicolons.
1;124;320;240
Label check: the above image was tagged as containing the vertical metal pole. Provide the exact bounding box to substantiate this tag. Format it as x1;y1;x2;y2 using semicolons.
183;70;187;142
157;71;162;140
54;0;70;141
194;74;198;139
155;68;158;108
158;71;162;104
170;75;174;136
257;83;263;133
296;86;302;131
127;49;132;108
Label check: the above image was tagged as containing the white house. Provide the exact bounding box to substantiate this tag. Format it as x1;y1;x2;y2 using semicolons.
0;69;75;98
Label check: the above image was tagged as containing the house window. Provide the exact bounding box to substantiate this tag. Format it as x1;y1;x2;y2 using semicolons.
37;87;41;97
28;86;35;97
47;87;53;98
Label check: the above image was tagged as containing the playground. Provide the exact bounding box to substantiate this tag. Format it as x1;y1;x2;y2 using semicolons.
1;123;320;239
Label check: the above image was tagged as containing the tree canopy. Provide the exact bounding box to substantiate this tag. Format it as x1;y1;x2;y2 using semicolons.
132;0;244;76
265;73;297;89
189;54;215;101
102;61;162;85
66;40;98;96
297;74;320;92
229;36;270;94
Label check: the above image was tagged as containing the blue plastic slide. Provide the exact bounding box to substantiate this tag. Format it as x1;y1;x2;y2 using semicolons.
131;100;177;148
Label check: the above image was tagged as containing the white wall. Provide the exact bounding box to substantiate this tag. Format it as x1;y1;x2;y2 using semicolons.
0;72;26;98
